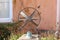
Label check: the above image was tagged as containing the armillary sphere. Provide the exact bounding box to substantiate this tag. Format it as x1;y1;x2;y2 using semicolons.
18;7;41;31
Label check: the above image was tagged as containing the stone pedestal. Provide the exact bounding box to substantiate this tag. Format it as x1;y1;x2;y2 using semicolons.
17;34;39;40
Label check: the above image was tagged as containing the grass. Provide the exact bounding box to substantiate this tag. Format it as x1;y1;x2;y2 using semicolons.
9;33;22;40
9;35;57;40
40;33;57;40
9;33;58;40
40;37;57;40
8;32;60;40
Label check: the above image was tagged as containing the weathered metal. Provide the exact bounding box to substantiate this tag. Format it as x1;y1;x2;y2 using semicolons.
18;7;41;32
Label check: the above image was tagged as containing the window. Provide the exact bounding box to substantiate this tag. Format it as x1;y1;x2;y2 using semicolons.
0;0;13;23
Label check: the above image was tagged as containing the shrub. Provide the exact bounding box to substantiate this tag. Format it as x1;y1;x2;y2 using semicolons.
0;26;11;40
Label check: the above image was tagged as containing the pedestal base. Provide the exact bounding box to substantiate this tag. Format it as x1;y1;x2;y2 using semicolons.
17;34;39;40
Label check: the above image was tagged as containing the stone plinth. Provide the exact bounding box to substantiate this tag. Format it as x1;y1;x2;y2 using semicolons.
17;34;39;40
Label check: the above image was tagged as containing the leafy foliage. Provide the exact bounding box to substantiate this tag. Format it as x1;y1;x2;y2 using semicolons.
0;21;22;40
9;33;22;40
0;26;11;40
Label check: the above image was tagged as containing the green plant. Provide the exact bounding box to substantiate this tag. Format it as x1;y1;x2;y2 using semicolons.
9;33;22;40
41;37;47;40
0;26;11;40
0;21;22;40
40;34;57;40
